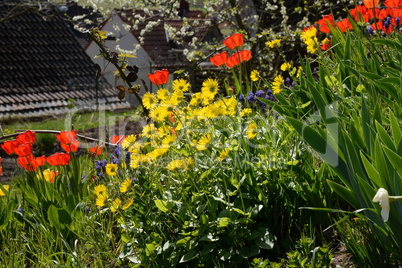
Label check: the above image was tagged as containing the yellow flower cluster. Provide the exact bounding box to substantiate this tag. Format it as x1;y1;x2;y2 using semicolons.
266;39;281;48
93;179;134;211
300;27;318;54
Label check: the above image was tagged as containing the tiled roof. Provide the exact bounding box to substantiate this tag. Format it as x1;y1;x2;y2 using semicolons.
116;9;214;68
0;4;130;119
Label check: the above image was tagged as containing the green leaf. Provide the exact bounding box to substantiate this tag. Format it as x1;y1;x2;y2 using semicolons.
360;152;383;188
327;180;359;208
47;205;72;231
382;145;402;178
180;250;197;263
217;217;231;228
154;199;173;213
176;236;191;247
239;245;260;258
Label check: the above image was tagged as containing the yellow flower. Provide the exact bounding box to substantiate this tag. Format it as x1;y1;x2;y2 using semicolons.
190;92;203;106
162;135;176;147
300;26;317;40
241;108;252;117
120;178;132;193
272;75;284;94
105;163;118;176
167;158;194;171
250;70;259;81
94;184;107;196
121;134;137;149
196;134;211;151
142;124;157;138
217;148;229;162
172;79;190;92
142;92;159;110
96;193;108;207
266;39;281;48
122;197;134;210
304;37;319;54
150;106;171;122
201;78;219;104
110;198;122;212
280;62;292;71
156;88;169;100
246;122;258;139
0;185;9;196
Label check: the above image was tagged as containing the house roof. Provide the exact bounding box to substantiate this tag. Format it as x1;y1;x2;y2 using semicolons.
115;9;216;68
0;4;130;119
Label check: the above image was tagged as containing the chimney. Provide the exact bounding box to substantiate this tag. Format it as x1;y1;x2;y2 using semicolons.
178;0;189;18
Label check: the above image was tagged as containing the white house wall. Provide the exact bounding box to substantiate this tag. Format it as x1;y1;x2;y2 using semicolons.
86;14;155;107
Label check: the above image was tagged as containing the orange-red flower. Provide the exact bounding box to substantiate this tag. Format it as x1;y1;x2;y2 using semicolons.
1;140;20;155
56;130;80;152
89;145;102;156
14;143;33;157
16;130;36;144
384;0;402;7
210;51;228;67
317;14;335;33
223;33;244;49
148;69;169;86
18;155;45;171
46;152;71;166
110;135;125;145
363;0;380;9
226;50;252;68
336;18;353;32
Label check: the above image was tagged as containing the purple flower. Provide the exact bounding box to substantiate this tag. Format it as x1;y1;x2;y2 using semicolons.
239;94;245;103
246;91;256;103
255;90;265;98
114;145;122;158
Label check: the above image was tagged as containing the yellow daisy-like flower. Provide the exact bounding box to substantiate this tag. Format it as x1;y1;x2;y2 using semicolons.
156;88;169;100
246;122;258;139
121;134;137;149
122;198;134;210
105;163;118;176
240;108;252;117
280;62;292;71
266;39;281;48
216;148;229;162
190;92;203;106
162;135;176;147
0;185;9;196
147;148;169;160
167;158;193;171
250;70;259;82
304;37;318;54
196;133;211;151
172;79;190;92
128;141;142;154
166;159;183;171
94;184;107;196
142;92;159;110
96;193;108;207
110;198;122;212
150;106;171;122
120;178;132;193
201;78;219;103
300;27;317;40
142;124;157;138
272;75;284;94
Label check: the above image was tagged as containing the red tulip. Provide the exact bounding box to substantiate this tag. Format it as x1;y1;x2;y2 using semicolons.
317;14;335;33
14;143;33;157
110;135;125;145
223;33;244;49
363;0;380;8
226;50;252;68
148;69;169;86
89;145;102;156
1;140;20;155
16;130;36;144
31;155;46;169
336;18;353;32
46;152;71;166
56;130;80;152
210;51;228;67
18;155;35;171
